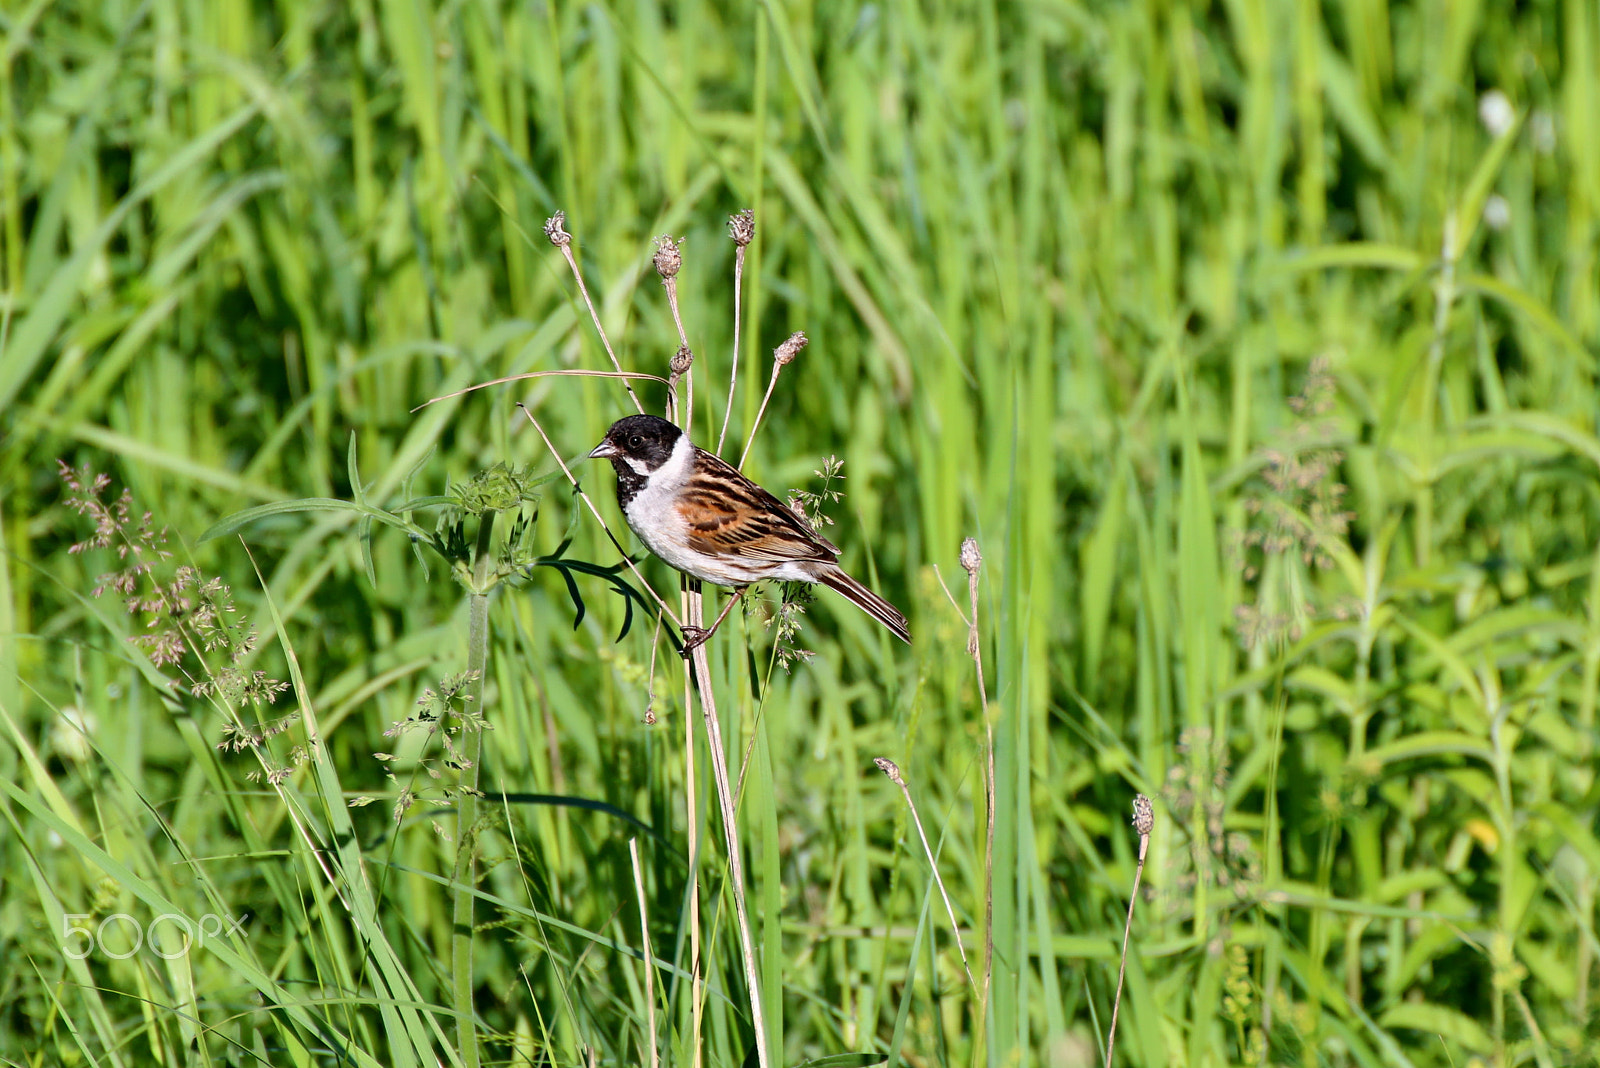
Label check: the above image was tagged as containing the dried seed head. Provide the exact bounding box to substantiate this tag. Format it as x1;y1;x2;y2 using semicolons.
543;212;572;248
652;235;683;279
728;209;755;247
873;757;905;786
1132;794;1155;836
669;345;694;378
774;331;807;367
959;537;983;576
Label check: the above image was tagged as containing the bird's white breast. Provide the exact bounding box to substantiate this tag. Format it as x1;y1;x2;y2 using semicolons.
620;432;710;576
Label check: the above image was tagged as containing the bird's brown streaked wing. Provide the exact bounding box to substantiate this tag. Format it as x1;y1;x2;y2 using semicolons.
679;449;839;562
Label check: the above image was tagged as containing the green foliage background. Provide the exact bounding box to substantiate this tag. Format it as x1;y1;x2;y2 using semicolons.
2;0;1598;1065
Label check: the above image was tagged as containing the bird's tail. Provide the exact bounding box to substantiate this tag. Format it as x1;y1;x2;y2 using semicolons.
816;566;912;644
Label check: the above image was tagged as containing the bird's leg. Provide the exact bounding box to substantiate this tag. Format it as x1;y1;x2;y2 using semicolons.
679;587;747;656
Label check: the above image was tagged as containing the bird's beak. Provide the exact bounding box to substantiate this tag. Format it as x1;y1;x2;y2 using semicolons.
587;440;618;460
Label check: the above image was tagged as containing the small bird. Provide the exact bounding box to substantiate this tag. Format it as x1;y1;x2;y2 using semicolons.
587;414;911;650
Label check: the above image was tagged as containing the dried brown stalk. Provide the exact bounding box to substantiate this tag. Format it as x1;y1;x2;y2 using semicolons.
1106;795;1154;1068
717;210;755;456
874;757;977;994
545;212;644;413
738;332;806;470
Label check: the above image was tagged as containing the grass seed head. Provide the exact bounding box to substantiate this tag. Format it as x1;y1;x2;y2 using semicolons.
543;212;572;247
959;536;983;576
652;235;683;279
1132;794;1154;836
59;463;287;706
774;331;807;367
728;209;755;247
873;757;905;786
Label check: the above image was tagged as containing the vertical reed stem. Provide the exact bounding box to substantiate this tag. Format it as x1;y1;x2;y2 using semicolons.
688;641;770;1068
452;512;496;1068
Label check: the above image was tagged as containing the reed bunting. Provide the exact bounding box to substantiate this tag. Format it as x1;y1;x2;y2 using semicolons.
588;414;911;649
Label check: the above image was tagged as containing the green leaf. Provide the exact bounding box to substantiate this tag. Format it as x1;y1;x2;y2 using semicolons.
200;497;366;541
1280;243;1427;273
200;498;429;543
1362;731;1494;767
1288;665;1356;712
0;102;261;411
1391;614;1484;707
1474;410;1600;471
1317;41;1391;168
348;430;367;504
1079;460;1127;696
1379;1002;1492;1053
1453;114;1522;253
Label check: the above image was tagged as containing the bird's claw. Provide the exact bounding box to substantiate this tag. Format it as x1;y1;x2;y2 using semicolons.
679;626;711;658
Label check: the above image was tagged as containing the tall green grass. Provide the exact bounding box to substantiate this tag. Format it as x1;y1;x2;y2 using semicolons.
2;0;1598;1065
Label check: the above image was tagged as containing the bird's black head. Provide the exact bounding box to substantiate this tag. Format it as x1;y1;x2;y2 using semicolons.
588;414;683;474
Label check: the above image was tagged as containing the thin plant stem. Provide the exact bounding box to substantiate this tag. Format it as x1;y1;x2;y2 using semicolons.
683;642;704;1068
738;333;806;471
717;242;746;457
643;612;663;724
546;212;643;413
874;758;977;994
451;511;496;1068
660;249;768;1066
656;236;693;435
718;211;754;457
414;369;674;413
1107;796;1154;1068
739;364;782;472
958;538;996;1052
651;242;712;1067
666;318;692;434
687;638;770;1068
664;278;689;349
629;838;659;1068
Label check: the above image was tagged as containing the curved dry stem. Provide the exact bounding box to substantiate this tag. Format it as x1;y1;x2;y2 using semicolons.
1106;796;1153;1068
930;563;972;627
412;370;675;413
875;758;978;995
959;538;997;1042
558;242;645;413
737;365;782;471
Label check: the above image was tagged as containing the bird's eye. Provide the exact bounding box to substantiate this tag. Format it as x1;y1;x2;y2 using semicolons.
629;435;643;448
